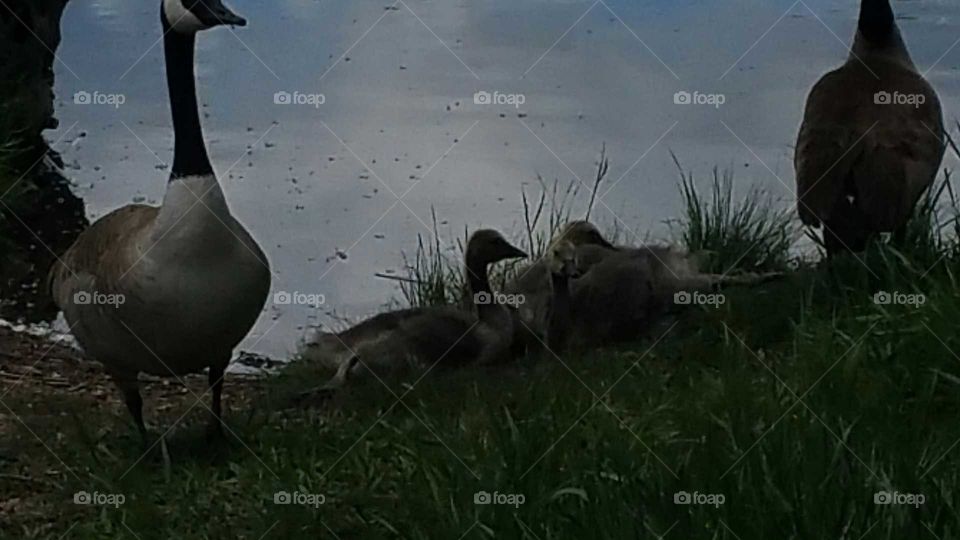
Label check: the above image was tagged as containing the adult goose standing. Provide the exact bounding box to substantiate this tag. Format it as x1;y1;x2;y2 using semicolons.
48;0;268;440
306;230;527;395
795;0;945;255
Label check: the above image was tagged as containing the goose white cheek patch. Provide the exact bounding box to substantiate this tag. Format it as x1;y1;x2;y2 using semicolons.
163;0;206;33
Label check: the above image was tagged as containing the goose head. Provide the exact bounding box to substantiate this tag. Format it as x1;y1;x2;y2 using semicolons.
162;0;246;34
556;221;615;250
858;0;895;46
851;0;914;67
466;230;527;268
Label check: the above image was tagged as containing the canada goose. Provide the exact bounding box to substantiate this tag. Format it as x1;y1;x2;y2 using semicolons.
543;240;578;355
795;0;945;255
305;230;527;395
48;0;267;440
300;308;424;371
564;246;780;346
505;221;615;341
507;221;614;294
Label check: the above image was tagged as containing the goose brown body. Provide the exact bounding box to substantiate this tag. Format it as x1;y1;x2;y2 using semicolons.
50;198;270;378
47;0;266;439
795;0;945;253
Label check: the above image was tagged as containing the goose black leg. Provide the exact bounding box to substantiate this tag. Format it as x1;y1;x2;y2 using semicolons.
112;374;148;445
207;364;226;440
823;197;872;256
124;388;148;443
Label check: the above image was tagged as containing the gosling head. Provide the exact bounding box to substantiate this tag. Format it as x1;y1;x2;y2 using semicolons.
556;221;615;250
162;0;246;34
547;240;580;280
467;229;528;266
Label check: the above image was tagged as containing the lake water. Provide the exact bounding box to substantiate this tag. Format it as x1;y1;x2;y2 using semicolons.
47;0;960;359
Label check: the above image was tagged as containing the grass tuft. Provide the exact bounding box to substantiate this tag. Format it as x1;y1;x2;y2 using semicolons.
394;147;611;309
671;152;796;274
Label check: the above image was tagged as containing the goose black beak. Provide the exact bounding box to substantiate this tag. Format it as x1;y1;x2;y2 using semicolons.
201;0;246;27
215;8;246;27
507;246;528;259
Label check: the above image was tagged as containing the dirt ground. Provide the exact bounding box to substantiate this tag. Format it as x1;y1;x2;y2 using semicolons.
0;325;276;532
0;326;270;436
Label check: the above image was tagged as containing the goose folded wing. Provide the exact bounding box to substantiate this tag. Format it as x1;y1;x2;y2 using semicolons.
851;109;944;231
795;71;863;227
49;205;159;309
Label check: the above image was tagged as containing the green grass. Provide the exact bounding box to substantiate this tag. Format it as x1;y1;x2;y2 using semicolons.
8;260;960;539
395;147;612;309
7;156;960;538
671;153;796;274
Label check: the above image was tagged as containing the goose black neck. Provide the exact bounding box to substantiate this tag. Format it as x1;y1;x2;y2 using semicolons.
547;273;571;352
858;0;895;45
550;273;570;306
162;18;213;179
465;253;495;318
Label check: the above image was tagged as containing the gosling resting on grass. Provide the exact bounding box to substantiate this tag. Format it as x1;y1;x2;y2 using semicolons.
49;0;267;441
510;222;781;347
300;308;425;371
543;241;578;355
309;230;527;395
568;245;780;345
795;0;945;255
506;221;615;342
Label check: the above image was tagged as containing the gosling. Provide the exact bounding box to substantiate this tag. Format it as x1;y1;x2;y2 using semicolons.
304;230;527;396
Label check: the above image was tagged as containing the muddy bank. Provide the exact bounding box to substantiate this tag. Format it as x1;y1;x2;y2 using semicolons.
0;0;87;323
0;325;269;437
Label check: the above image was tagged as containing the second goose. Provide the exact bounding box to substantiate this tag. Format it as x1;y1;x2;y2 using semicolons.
795;0;945;254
